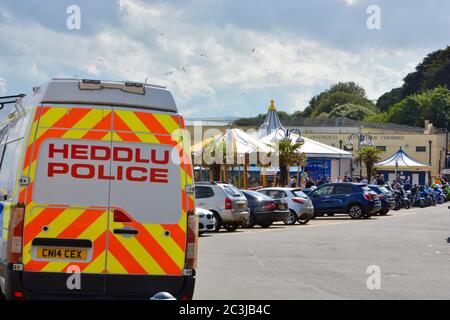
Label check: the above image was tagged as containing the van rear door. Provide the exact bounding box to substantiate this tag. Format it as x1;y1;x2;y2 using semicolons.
105;107;189;284
21;104;112;293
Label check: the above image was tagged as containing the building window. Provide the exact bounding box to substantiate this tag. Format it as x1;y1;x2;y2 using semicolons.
416;146;426;152
376;146;386;151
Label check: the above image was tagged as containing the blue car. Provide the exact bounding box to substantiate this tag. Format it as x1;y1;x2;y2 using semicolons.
306;183;381;219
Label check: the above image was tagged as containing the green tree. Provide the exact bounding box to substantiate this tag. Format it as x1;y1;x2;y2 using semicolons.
386;96;423;127
376;87;403;112
385;87;450;129
305;82;376;117
403;46;450;95
354;146;382;182
277;139;305;187
328;103;374;120
376;46;450;110
204;139;227;181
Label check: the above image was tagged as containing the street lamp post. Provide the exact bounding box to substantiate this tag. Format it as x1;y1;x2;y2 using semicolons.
344;130;374;180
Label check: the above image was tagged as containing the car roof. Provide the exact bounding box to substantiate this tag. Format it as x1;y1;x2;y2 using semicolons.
319;182;364;187
258;187;296;191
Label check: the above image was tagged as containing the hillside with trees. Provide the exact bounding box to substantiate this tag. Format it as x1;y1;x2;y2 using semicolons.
233;46;450;129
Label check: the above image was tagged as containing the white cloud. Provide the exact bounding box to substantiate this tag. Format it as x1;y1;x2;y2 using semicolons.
342;0;358;6
0;0;430;116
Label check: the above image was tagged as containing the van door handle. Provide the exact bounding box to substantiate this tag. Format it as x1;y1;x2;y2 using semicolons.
113;228;138;235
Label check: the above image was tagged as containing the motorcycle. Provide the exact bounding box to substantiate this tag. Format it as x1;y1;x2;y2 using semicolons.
419;186;433;206
431;186;445;204
411;186;427;208
393;189;411;210
441;184;450;201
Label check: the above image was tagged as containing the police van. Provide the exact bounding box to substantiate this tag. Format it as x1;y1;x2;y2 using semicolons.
0;79;197;299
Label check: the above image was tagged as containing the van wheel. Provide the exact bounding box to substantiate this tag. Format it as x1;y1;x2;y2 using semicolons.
224;224;238;232
212;212;222;232
348;204;363;219
283;210;297;225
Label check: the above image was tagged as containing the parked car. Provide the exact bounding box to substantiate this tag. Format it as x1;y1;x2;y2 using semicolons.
196;207;216;235
257;188;314;225
195;182;249;232
367;185;395;215
306;183;381;219
240;190;290;228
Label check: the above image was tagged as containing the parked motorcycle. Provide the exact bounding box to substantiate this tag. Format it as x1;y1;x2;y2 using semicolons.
431;186;446;204
393;189;411;210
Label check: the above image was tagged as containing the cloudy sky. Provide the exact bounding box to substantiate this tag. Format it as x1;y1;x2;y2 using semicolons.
0;0;449;117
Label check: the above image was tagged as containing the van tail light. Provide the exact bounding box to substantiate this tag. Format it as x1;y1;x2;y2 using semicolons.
225;198;233;210
264;201;277;210
292;198;304;204
7;204;25;264
113;209;132;223
185;211;198;270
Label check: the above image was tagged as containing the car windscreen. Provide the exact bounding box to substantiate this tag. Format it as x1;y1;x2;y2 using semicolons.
223;184;244;197
292;189;309;198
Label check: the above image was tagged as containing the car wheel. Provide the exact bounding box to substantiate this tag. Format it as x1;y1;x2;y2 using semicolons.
259;221;273;228
243;213;256;228
224;224;238;232
348;204;363;219
297;213;310;225
283;210;297;225
379;210;388;216
212;212;222;232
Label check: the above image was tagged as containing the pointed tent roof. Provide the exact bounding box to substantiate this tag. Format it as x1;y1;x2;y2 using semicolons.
259;128;353;159
191;128;273;156
375;147;431;171
256;100;285;138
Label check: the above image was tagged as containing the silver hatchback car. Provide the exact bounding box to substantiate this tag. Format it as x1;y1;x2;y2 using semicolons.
195;182;249;232
258;187;314;225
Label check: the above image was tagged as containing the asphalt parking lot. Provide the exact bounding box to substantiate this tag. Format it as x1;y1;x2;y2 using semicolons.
194;204;450;299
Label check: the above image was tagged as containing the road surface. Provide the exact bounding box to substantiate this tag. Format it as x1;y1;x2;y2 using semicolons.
194;204;450;299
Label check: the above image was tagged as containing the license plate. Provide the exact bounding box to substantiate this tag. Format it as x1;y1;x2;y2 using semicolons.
278;204;286;210
36;247;88;261
237;203;245;209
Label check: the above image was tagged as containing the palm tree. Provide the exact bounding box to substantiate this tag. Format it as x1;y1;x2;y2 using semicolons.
203;139;227;181
277;139;305;186
354;146;382;182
